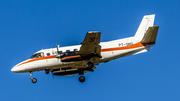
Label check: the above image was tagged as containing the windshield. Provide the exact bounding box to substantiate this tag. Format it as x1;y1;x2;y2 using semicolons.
30;52;44;59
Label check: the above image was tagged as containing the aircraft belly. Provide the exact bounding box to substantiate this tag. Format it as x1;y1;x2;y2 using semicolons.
53;68;92;76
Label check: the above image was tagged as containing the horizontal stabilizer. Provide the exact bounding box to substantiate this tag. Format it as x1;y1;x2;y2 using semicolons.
141;26;159;44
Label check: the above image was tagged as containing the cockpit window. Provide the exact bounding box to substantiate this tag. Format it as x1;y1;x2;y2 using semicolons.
30;52;44;59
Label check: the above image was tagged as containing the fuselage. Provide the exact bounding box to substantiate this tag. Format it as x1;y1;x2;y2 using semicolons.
10;14;159;83
10;14;159;84
11;14;158;78
11;36;154;73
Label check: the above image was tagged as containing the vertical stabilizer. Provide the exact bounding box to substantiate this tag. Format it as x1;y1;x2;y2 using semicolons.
134;14;155;43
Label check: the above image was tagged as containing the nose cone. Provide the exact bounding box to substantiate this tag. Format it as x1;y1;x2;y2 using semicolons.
11;63;24;73
11;66;17;72
11;60;29;73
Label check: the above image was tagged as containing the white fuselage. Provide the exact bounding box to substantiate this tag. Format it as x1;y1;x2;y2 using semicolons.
11;14;157;74
11;36;153;73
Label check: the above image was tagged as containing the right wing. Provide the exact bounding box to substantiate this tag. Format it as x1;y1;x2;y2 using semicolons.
79;31;101;55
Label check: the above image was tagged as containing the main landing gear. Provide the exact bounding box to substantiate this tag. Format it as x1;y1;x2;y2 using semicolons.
87;62;94;69
78;70;86;83
79;76;85;82
78;62;94;83
29;72;37;83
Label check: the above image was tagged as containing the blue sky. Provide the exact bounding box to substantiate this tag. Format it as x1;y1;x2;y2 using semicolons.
0;0;180;101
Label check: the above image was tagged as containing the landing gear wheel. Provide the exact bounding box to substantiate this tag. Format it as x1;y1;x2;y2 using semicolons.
31;78;37;83
45;69;50;74
87;62;94;69
29;72;37;83
79;76;85;82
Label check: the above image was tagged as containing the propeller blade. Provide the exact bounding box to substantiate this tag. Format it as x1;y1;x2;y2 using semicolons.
56;45;60;54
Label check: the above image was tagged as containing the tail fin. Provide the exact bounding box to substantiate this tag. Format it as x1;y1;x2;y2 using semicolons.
134;14;155;43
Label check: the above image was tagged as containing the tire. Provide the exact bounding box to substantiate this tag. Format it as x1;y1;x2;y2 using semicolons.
32;78;37;83
45;71;49;74
87;62;94;69
79;76;85;82
45;69;49;74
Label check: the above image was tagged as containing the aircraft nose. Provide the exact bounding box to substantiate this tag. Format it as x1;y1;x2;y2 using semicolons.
11;64;20;72
11;59;30;73
11;66;17;72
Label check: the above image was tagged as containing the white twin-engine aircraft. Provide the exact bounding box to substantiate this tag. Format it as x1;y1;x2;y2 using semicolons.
11;14;159;83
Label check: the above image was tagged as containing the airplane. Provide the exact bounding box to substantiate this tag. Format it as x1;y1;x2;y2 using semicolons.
11;14;159;83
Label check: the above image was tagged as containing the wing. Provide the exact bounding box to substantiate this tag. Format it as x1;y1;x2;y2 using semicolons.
79;31;101;55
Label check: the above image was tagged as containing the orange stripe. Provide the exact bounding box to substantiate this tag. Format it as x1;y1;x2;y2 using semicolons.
101;42;154;52
17;42;154;67
17;55;56;66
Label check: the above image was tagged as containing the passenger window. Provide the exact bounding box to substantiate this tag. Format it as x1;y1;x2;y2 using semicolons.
66;50;70;52
47;53;50;56
58;51;62;54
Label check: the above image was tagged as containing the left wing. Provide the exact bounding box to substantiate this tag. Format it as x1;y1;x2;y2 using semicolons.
79;31;101;55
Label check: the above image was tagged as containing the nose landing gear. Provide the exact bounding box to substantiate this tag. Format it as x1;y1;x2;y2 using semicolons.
31;78;37;83
29;72;37;83
87;62;94;69
45;68;50;74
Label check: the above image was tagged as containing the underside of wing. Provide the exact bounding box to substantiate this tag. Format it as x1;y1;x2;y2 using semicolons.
79;31;101;55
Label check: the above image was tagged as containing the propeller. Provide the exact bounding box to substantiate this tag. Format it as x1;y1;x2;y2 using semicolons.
55;45;61;58
56;44;60;53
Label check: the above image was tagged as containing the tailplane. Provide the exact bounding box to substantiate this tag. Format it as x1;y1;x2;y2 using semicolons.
141;26;159;44
132;26;159;55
